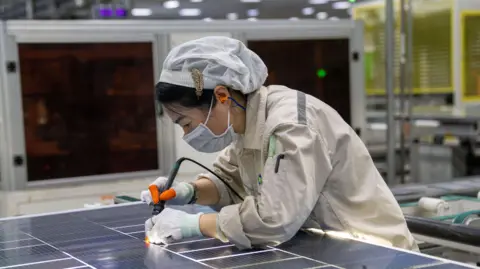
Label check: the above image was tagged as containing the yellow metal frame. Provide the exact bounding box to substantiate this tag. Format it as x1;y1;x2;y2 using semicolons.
351;1;386;19
367;87;453;96
450;0;455;102
351;1;400;26
353;0;455;96
460;11;480;102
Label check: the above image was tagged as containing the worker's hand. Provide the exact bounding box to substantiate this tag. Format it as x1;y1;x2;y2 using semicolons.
145;208;203;244
140;177;194;205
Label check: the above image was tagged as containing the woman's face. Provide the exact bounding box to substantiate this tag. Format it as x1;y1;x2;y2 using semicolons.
165;87;231;136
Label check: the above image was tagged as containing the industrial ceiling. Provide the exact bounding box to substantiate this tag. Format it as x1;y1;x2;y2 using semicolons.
0;0;364;20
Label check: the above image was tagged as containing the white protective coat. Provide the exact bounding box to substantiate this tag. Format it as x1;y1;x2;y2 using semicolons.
202;85;418;251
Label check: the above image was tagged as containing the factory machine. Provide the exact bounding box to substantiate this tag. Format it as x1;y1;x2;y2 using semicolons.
397;189;480;266
352;0;480;265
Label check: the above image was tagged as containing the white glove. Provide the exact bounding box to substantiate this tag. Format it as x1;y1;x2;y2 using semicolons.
145;208;203;244
140;177;194;205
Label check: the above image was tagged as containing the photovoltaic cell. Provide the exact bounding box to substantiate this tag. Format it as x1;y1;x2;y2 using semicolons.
77;242;147;268
11;258;83;269
128;232;146;241
202;250;295;268
115;225;144;234
143;246;212;269
277;232;447;269
30;227;120;245
0;245;67;267
97;216;147;225
0;233;32;243
0;203;476;269
53;234;141;255
424;264;479;269
0;239;41;250
166;238;227;253
230;257;324;269
182;245;263;260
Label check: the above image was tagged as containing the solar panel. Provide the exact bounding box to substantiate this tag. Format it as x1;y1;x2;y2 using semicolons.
0;203;476;269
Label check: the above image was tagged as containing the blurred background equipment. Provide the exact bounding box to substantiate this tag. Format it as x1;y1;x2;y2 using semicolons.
353;0;480;185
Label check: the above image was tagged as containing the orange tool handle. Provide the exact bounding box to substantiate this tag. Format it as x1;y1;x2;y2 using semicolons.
148;185;160;204
148;186;177;204
159;189;177;201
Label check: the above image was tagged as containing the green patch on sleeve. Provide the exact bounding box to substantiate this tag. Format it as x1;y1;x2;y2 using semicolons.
268;135;276;158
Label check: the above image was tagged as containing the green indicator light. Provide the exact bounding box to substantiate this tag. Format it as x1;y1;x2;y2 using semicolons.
348;0;356;2
317;69;327;78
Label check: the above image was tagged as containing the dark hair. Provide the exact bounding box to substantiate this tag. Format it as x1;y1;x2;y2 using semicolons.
155;82;216;113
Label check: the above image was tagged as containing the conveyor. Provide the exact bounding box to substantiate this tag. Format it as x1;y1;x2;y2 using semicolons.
391;177;480;203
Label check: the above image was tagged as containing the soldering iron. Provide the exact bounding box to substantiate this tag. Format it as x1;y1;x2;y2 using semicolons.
148;157;244;217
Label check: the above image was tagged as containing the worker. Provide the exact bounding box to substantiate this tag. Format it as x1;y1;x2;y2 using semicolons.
141;36;418;251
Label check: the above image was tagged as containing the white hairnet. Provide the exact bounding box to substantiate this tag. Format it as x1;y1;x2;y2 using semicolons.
159;36;268;94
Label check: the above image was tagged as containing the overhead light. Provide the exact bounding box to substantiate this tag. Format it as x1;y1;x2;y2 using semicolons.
332;1;351;9
309;0;329;4
116;8;127;17
316;12;328;19
179;8;201;16
302;7;315;16
247;17;257;21
227;13;238;20
191;0;203;2
240;0;261;2
163;0;180;9
203;17;213;21
247;9;259;17
98;8;113;17
289;17;299;20
131;8;152;16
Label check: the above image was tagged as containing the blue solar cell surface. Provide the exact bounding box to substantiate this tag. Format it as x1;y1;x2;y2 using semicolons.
0;203;475;269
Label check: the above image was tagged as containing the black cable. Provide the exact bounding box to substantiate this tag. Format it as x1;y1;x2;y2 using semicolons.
165;157;244;201
170;157;244;201
151;157;245;216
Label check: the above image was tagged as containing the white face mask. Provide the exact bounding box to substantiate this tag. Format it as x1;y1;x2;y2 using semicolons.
183;98;237;153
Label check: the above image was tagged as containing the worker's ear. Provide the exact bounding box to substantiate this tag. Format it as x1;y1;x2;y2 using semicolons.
213;86;231;104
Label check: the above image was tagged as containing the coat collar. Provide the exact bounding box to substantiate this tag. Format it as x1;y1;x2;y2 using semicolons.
241;86;268;150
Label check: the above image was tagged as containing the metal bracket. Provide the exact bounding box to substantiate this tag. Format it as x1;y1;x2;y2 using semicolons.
352;51;360;62
13;155;24;167
6;61;16;73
